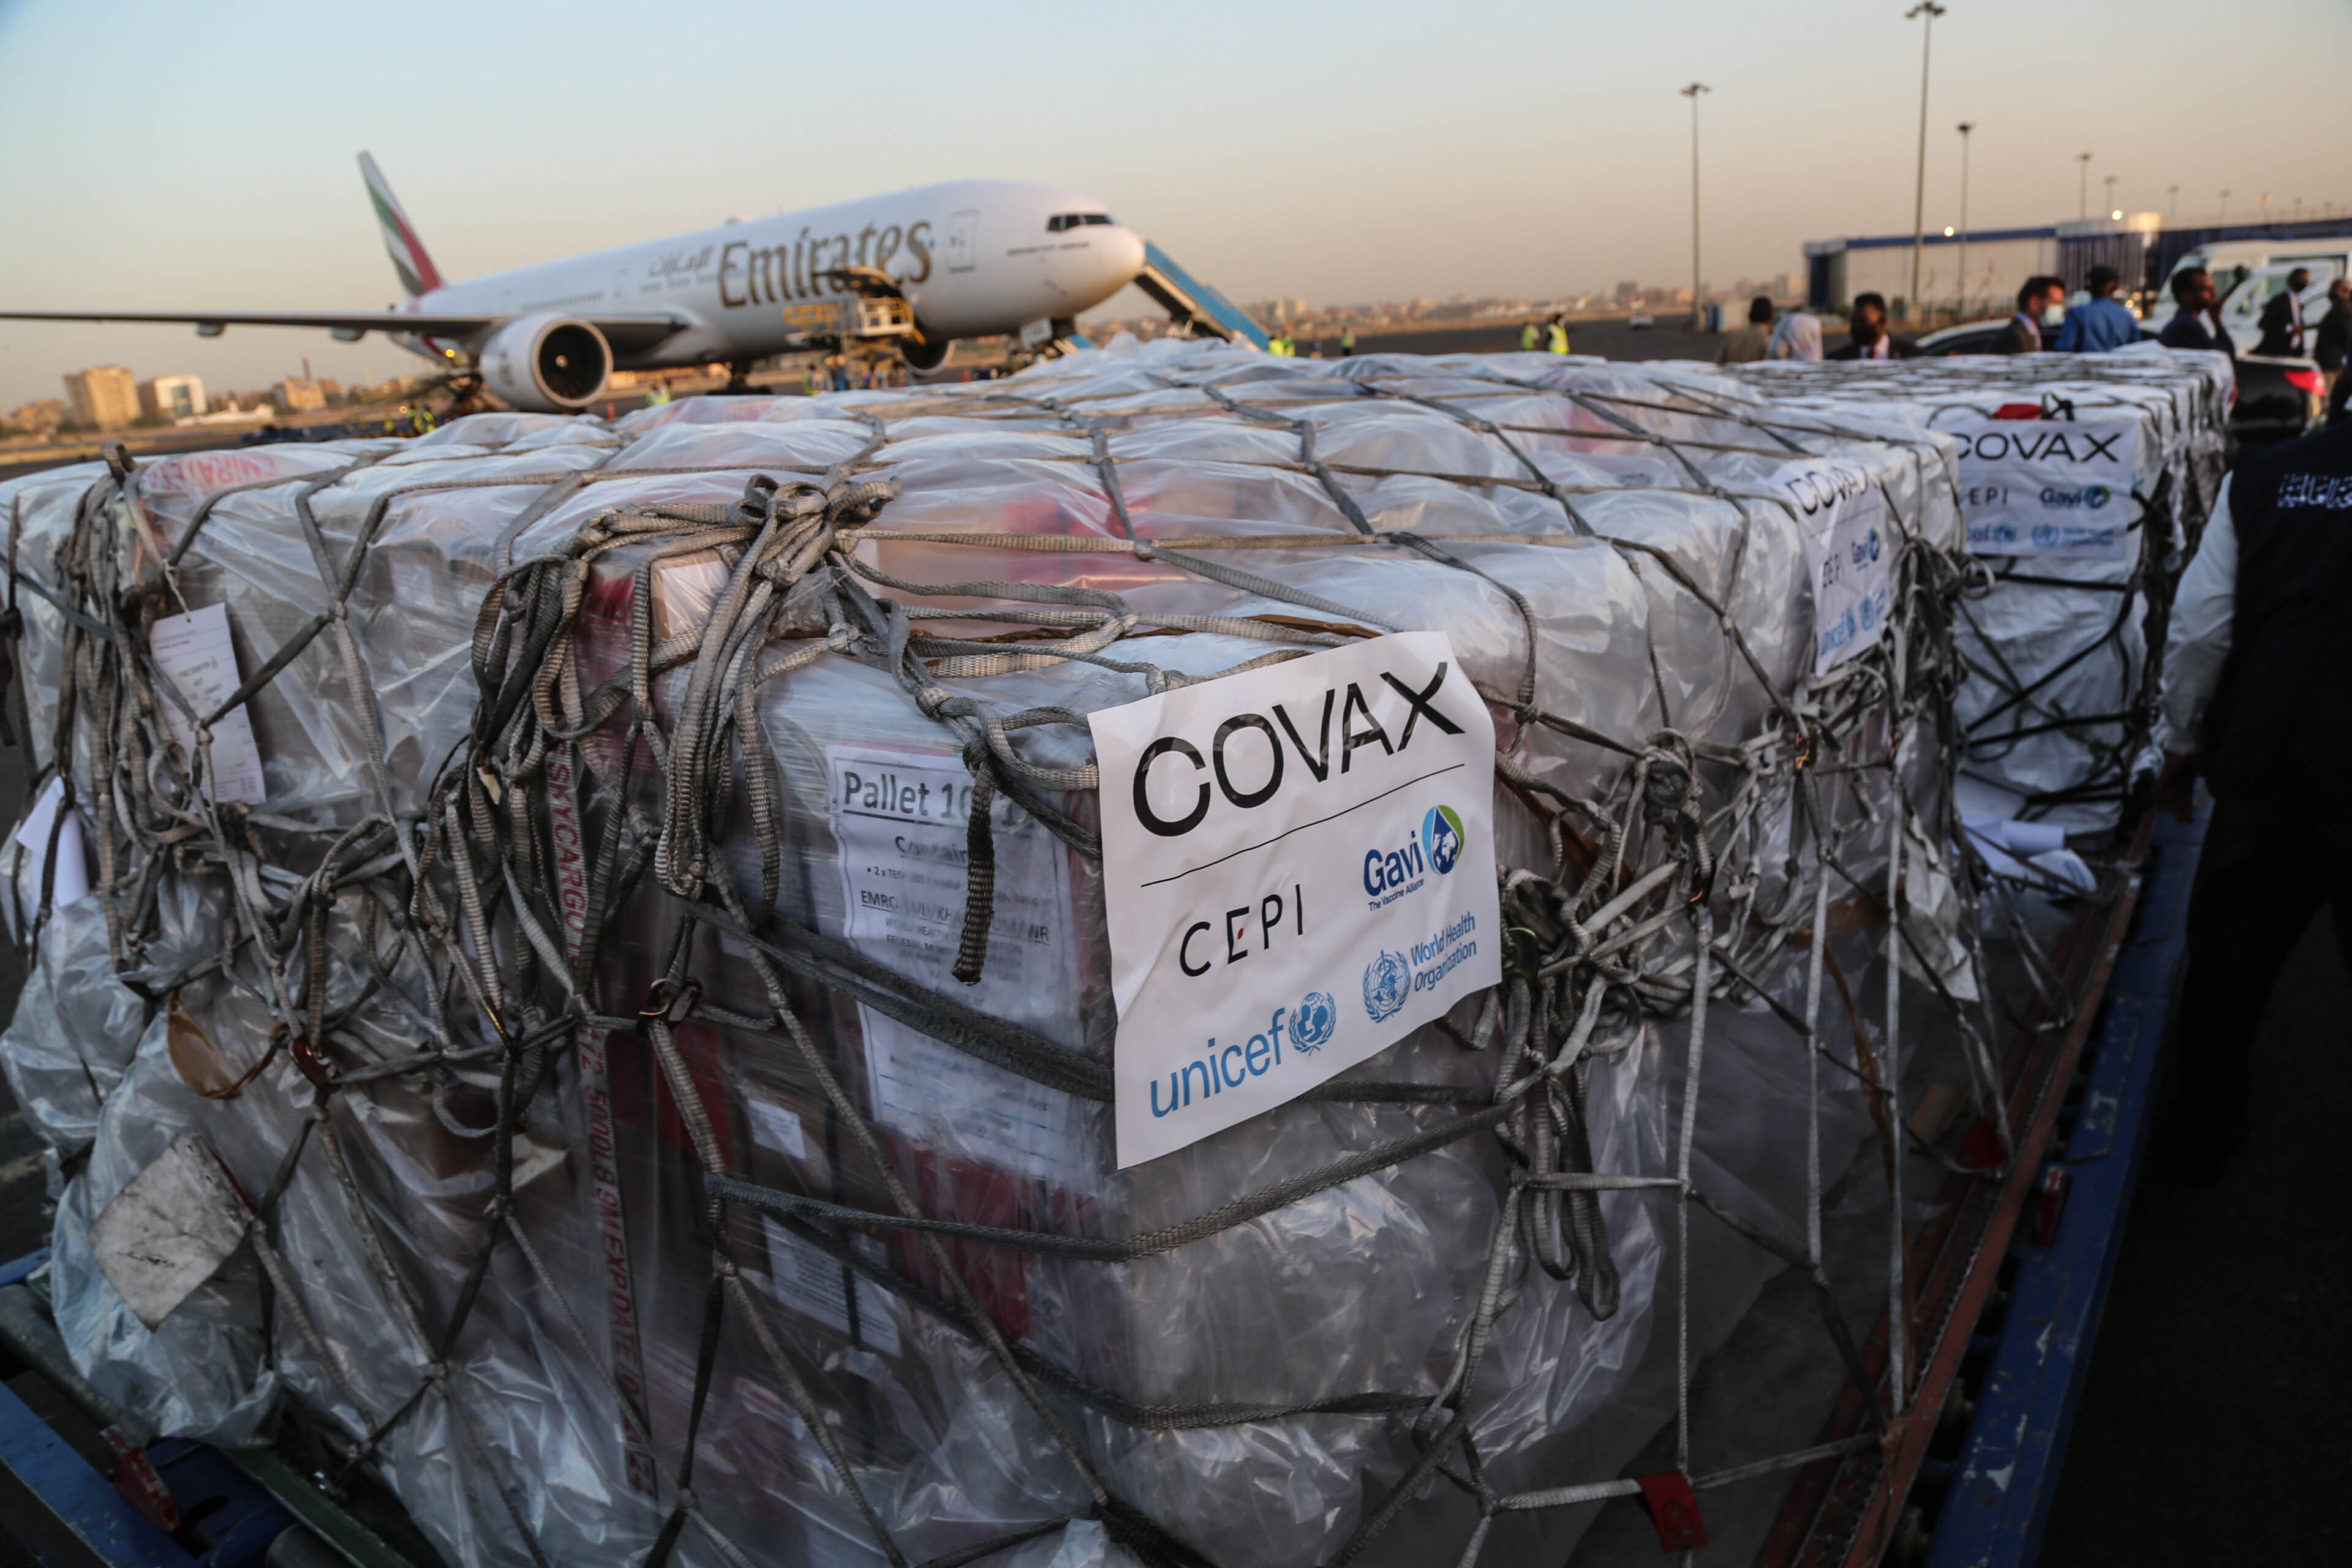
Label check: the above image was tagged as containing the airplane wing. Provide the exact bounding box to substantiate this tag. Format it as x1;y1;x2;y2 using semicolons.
0;308;693;354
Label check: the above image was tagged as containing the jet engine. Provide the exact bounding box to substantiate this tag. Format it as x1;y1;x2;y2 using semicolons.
477;313;611;412
897;329;951;374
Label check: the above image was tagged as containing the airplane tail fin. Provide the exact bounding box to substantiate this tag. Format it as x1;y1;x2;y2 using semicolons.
359;151;444;299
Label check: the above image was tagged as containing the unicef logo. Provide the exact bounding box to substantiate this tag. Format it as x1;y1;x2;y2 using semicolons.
1293;992;1337;1052
1362;950;1412;1023
2083;485;2111;510
1421;804;1464;876
1867;525;1882;562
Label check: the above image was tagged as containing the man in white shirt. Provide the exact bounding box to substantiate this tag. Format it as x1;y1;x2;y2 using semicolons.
2156;415;2352;1177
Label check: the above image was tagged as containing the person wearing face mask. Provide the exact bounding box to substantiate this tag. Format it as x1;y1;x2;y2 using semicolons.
1992;276;2066;354
1826;293;1920;360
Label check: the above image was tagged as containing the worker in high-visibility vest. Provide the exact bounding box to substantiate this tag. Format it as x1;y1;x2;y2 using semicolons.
1339;327;1356;356
1546;314;1570;354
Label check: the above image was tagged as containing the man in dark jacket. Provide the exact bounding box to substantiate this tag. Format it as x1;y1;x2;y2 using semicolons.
2155;413;2352;1177
2157;266;2236;356
2313;276;2350;393
1992;276;2065;353
2253;267;2312;356
1826;293;1921;360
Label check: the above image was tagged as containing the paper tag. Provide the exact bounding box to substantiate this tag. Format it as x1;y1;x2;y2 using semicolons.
760;1219;902;1356
1090;632;1501;1168
825;744;1089;1183
149;602;266;804
1945;418;2141;559
744;1097;809;1160
13;777;90;905
859;1010;1089;1185
1773;460;1893;674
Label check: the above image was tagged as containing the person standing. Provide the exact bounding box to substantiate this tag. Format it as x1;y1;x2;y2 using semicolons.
1827;293;1921;360
1769;311;1825;361
1716;296;1776;363
2314;278;2350;396
1520;320;1541;352
1340;326;1357;356
2056;266;2140;353
2155;413;2352;1178
2157;266;2236;356
1545;314;1570;354
1992;276;2065;354
2254;267;2312;356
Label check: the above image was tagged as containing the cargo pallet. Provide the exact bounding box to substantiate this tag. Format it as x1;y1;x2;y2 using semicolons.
1766;804;2204;1568
0;1250;435;1568
0;810;2205;1568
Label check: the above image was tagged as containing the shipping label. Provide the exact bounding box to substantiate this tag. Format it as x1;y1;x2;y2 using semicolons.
1089;632;1501;1168
149;602;267;804
1774;459;1893;675
825;744;1091;1185
1943;417;2141;560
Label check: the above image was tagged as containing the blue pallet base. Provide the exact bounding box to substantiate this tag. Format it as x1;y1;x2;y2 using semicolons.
1924;805;2207;1568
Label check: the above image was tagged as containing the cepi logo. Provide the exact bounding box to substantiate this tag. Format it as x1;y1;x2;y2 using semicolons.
1421;804;1464;876
1363;949;1412;1022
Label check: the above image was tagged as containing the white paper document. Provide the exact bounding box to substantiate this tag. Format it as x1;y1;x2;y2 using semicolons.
1774;459;1894;675
1090;632;1501;1167
1942;417;2141;560
12;776;90;903
149;601;266;804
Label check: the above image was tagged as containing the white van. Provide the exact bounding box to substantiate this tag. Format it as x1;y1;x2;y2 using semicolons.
2148;235;2352;330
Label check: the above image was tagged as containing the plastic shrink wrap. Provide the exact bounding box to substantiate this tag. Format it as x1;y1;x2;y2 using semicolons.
0;341;1994;1567
1711;345;2232;834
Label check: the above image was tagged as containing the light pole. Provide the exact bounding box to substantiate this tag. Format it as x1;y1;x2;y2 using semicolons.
1681;82;1709;331
2168;184;2179;224
2220;189;2231;222
1956;121;1975;316
2076;153;2092;219
1906;3;1946;324
2103;174;2119;220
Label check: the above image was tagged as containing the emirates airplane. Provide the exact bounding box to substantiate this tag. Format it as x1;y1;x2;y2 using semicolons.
0;154;1186;412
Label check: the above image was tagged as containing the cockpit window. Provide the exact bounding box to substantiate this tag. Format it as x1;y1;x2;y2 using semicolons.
1047;213;1117;232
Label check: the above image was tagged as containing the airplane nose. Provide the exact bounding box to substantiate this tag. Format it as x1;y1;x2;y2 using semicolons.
1102;226;1146;288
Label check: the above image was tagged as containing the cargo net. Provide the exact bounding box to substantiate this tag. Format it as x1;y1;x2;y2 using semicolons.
1;344;2048;1568
1711;349;2231;835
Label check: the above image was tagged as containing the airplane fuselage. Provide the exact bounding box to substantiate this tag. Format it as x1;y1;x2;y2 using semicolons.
409;178;1144;368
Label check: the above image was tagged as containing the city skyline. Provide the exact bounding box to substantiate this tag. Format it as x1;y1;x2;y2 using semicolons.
2;0;2346;407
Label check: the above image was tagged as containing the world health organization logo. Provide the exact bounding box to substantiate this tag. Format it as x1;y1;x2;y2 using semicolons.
1421;804;1465;876
1293;991;1337;1052
1362;949;1412;1023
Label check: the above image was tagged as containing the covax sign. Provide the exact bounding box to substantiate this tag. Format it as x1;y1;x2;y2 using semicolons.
1943;415;2142;560
1088;632;1502;1167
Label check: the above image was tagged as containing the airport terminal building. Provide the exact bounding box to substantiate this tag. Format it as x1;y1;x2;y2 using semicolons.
1803;211;2352;317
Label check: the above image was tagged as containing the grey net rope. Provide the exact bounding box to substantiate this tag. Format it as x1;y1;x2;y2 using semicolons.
1;354;2048;1568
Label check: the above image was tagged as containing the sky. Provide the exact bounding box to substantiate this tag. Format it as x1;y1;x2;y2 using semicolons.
2;0;2346;407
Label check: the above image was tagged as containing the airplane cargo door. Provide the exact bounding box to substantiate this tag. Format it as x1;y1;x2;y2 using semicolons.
946;209;979;273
